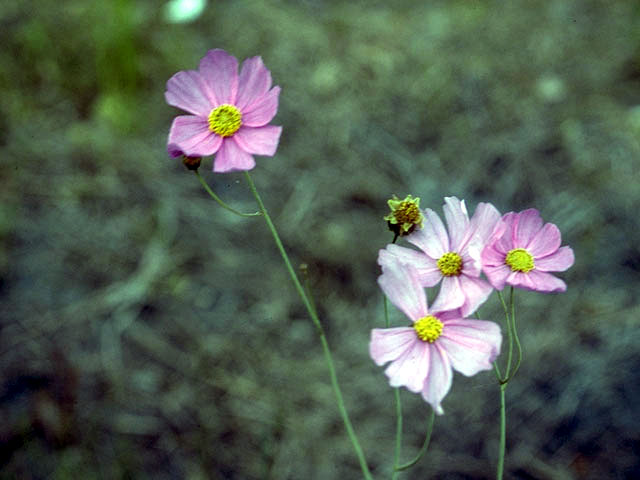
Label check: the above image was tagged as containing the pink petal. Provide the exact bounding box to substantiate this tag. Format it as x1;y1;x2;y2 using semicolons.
167;115;222;157
456;275;494;317
438;319;501;376
506;270;537;290
430;276;465;313
527;223;561;258
461;249;481;277
370;327;417;365
165;70;215;116
233;125;282;156
408;209;449;258
384;341;431;393
513;209;543;247
199;49;238;105
213;138;255;172
460;202;501;252
241;87;281;127
515;270;567;292
378;257;428;321
481;244;506;268
483;264;510;291
535;246;575;272
236;56;273;111
443;197;469;251
421;344;452;415
379;245;441;287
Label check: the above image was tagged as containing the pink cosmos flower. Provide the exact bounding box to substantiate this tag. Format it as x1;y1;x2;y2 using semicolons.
370;257;502;414
481;209;575;292
379;197;501;316
165;49;282;172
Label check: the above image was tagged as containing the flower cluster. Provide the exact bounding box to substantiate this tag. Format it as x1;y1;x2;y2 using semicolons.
370;197;574;413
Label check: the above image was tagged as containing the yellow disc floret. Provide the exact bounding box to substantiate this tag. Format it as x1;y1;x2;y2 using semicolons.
384;195;424;236
208;104;242;137
414;315;444;343
505;248;535;273
437;252;463;276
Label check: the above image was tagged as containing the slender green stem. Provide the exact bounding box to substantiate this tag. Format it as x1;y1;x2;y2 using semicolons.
497;383;507;480
395;408;435;472
243;172;373;480
195;171;261;217
391;388;403;480
496;290;513;383
504;287;522;383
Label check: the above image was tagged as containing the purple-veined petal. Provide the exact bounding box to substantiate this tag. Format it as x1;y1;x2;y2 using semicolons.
378;257;429;321
430;276;465;313
241;87;281;127
167;115;222;157
384;341;431;393
461;249;481;277
370;327;418;366
165;70;215;116
421;344;452;415
213;138;255;172
233;125;282;156
535;246;575;272
438;319;501;376
523;270;567;292
199;49;238;105
460;202;501;252
379;245;441;287
528;223;561;258
482;244;506;268
443;197;469;251
514;209;543;247
408;209;449;258
483;264;510;291
236;56;273;111
456;275;494;317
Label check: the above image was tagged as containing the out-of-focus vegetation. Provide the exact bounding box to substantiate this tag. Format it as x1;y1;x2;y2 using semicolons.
1;0;639;478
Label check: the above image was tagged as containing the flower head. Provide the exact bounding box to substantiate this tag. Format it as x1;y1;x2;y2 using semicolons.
384;194;424;238
379;197;501;316
370;257;501;414
165;49;282;172
481;209;574;292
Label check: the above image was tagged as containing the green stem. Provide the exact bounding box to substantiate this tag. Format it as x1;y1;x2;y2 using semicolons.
497;383;507;480
195;171;261;217
496;290;513;383
243;172;373;480
395;408;435;472
391;388;403;480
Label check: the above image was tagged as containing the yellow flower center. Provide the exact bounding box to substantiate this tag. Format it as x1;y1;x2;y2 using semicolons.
505;248;535;273
208;104;242;137
437;252;463;276
393;201;421;226
414;315;444;343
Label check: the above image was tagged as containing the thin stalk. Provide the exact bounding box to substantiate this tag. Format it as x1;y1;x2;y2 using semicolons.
395;408;435;472
195;171;261;217
496;383;507;480
391;388;403;480
496;290;513;382
243;172;373;480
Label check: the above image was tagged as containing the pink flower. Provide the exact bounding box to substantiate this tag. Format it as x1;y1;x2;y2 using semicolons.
379;197;501;316
481;209;575;292
370;257;502;414
165;49;282;172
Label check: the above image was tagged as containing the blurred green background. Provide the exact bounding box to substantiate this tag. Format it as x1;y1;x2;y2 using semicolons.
1;0;639;478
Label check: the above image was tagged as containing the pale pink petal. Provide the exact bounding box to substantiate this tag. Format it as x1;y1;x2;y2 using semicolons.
378;257;428;320
506;270;536;290
379;245;441;287
370;327;417;366
443;197;469;251
482;244;506;268
233;126;282;156
438;319;501;376
165;70;215;116
384;341;431;393
483;264;510;290
430;276;465;313
199;49;239;105
456;275;494;317
460;202;501;252
408;209;449;258
236;56;272;111
213;138;255;172
535;246;575;272
241;87;281;127
461;249;481;277
514;209;543;247
421;344;452;415
520;270;567;292
167;115;222;157
527;223;561;258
